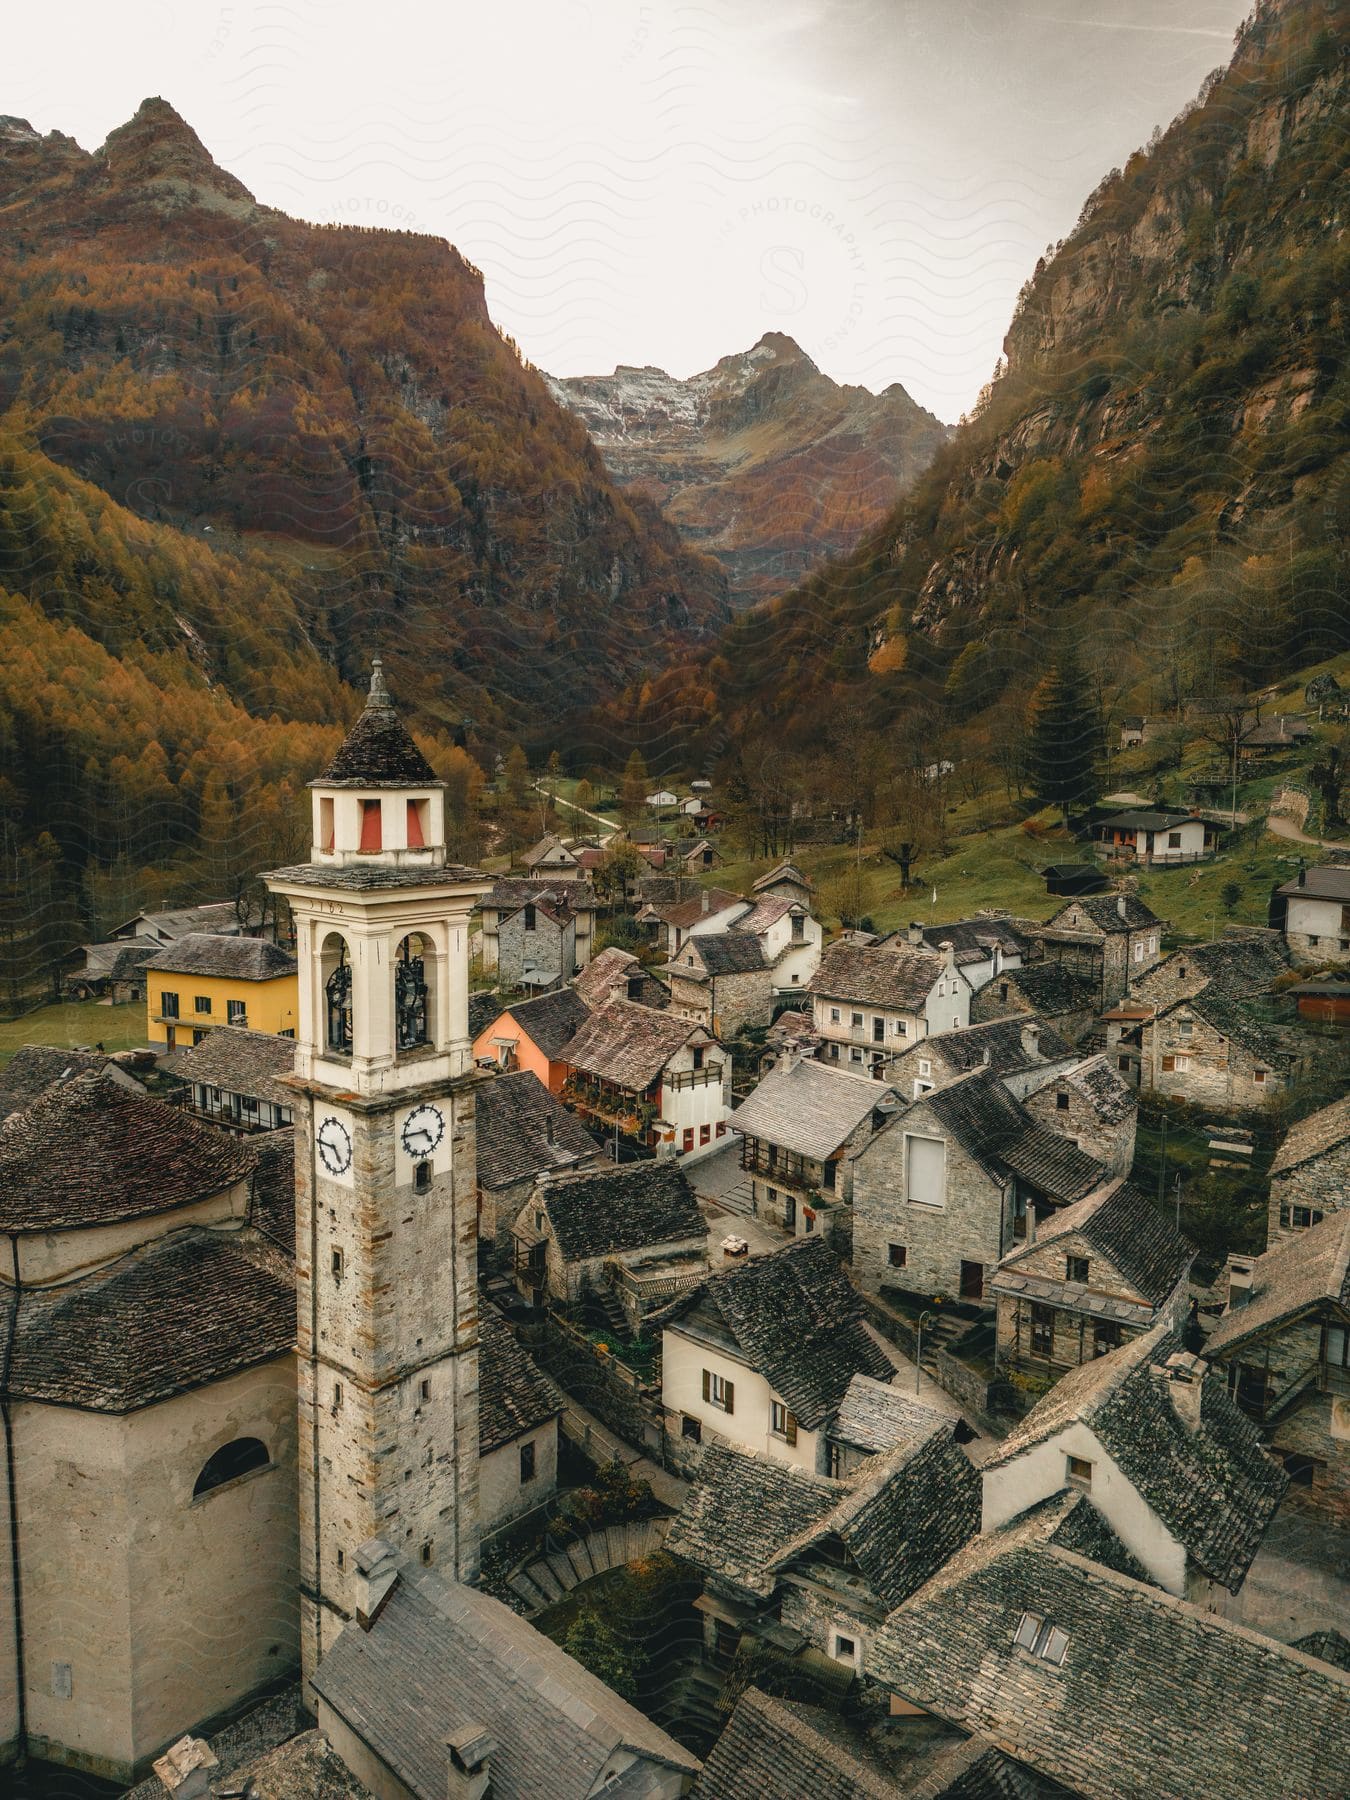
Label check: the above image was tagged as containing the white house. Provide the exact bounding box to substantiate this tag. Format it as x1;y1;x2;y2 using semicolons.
645;789;680;810
1274;864;1350;964
732;894;822;993
561;997;731;1160
1096;809;1211;865
807;940;972;1075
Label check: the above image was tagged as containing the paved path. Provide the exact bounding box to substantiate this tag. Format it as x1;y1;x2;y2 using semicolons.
536;782;619;841
557;1393;689;1511
1266;810;1350;852
860;1321;971;1422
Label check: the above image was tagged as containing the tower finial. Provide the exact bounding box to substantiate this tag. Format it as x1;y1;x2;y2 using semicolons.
367;656;391;709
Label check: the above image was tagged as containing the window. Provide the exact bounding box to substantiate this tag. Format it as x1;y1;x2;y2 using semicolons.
160;990;179;1020
850;1047;864;1064
1055;1089;1070;1111
420;1379;432;1402
333;1382;343;1408
227;999;246;1025
681;1414;702;1443
872;1017;885;1043
421;1542;434;1564
1282;1453;1324;1489
904;1133;945;1207
700;1123;711;1145
523;902;537;930
1093;1321;1121;1357
703;1371;734;1413
893;1019;908;1038
830;1007;841;1023
918;1060;931;1077
1167;831;1181;848
520;1441;537;1483
331;1248;345;1281
407;797;428;848
1118;1056;1130;1072
1178;1020;1192;1038
359;798;382;851
851;1012;864;1029
193;1437;270;1498
1030;1304;1055;1358
693;1046;704;1070
1066;1256;1089;1284
888;1244;907;1268
791;913;805;941
192;1030;208;1046
830;1630;859;1668
415;1160;432;1194
336;1548;345;1569
319;796;335;851
682;1128;695;1153
194;995;212;1015
1066;1454;1093;1488
1325;1325;1349;1369
1253;1069;1267;1086
769;1401;797;1444
1013;1612;1069;1665
716;1121;726;1138
999;981;1009;1002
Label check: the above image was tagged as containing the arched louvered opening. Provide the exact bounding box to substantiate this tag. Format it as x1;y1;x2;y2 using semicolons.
193;1437;270;1499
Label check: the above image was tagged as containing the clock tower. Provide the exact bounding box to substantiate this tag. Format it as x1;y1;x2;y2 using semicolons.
267;660;491;1683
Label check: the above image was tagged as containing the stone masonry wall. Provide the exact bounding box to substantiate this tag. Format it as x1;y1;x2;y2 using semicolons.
1269;1141;1350;1243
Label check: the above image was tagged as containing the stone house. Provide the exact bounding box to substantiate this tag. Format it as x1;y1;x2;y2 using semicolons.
561;998;730;1160
637;887;749;957
970;961;1101;1045
851;1067;1107;1305
1035;892;1166;1007
1129;929;1290;1013
0;1073;298;1783
1204;1211;1350;1525
164;1025;297;1135
992;1178;1193;1376
310;1547;699;1799
520;832;581;881
471;987;592;1094
754;1006;821;1078
477;878;596;974
474;1070;604;1268
512;1160;705;1320
889;1016;1075;1103
476;1311;562;1542
729;1056;898;1236
572;944;669;1011
679;835;722;872
1271;863;1350;965
495;889;580;992
808;941;972;1077
665;930;772;1036
888;915;1030;992
730;893;822;994
666;1423;979;1688
752;860;815;910
867;1493;1350;1800
65;938;159;1003
981;1323;1287;1603
660;1237;893;1477
826;1372;965;1479
1019;1053;1137;1175
1268;1094;1350;1242
1136;986;1300;1108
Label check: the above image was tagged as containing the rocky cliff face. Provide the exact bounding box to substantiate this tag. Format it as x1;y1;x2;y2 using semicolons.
548;333;949;609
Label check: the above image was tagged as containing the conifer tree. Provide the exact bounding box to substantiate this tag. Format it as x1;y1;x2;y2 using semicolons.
1026;651;1103;824
620;749;649;822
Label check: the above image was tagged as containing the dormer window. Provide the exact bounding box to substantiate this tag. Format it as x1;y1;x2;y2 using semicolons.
1014;1612;1069;1664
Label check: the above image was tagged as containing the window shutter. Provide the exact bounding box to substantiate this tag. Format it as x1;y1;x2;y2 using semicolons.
723;1380;735;1415
785;1412;797;1446
702;1369;710;1405
1162;1055;1175;1072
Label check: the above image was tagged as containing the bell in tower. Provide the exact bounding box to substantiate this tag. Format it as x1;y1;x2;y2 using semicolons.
266;659;491;1686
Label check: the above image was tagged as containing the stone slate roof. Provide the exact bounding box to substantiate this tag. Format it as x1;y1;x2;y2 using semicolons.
808;941;948;1011
563;997;701;1089
143;932;298;982
475;1071;596;1191
477;1310;561;1454
687;932;767;975
1;1227;294;1410
0;1071;255;1231
997;1179;1193;1310
0;1044;114;1122
1000;962;1099;1016
486;987;591;1061
1047;893;1162;935
730;895;794;937
468;990;502;1041
831;1374;955;1456
522;833;577;867
1030;1054;1135;1127
542;1161;703;1264
248;1129;296;1251
1204;1210;1350;1358
1137;932;1288;1004
646;887;746;931
1271;1093;1350;1178
315;661;442;789
78;939;159;982
311;1561;699;1798
573;946;639;1005
1160;984;1297;1061
870;1504;1350;1800
1275;865;1350;900
668;1238;893;1430
731;1060;892;1161
167;1026;296;1106
986;1324;1286;1591
665;1441;839;1598
1292;1630;1350;1672
913;917;1031;959
916;1018;1072;1078
753;861;814;894
484;877;598;912
266;862;486;893
903;1068;1106;1205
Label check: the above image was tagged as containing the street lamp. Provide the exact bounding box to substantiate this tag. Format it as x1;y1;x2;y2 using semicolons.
915;1310;937;1396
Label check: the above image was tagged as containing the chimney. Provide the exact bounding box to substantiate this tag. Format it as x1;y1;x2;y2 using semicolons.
354;1536;401;1631
991;944;1002;976
1298;859;1307;887
1227;1255;1255;1310
907;921;924;947
545;1114;556;1147
446;1725;497;1800
152;1739;219;1800
938;940;955;970
1154;1350;1207;1433
1020;1021;1041;1061
701;890;711;915
1116;893;1128;921
981;1045;992;1067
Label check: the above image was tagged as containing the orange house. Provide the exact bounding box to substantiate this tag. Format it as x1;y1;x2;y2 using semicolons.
471;987;591;1094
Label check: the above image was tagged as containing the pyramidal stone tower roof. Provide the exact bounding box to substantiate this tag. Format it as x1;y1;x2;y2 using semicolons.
315;659;443;789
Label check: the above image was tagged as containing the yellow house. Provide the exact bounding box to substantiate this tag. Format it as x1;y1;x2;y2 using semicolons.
143;931;299;1049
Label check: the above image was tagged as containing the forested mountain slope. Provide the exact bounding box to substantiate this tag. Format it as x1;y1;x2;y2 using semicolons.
658;0;1346;764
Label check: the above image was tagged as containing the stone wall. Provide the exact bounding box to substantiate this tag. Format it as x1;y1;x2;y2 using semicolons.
497;908;574;991
1269;1141;1350;1243
535;1316;662;1457
1141;1012;1283;1108
1022;1076;1136;1175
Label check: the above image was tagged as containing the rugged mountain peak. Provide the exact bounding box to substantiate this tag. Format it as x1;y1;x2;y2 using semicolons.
96;97;255;207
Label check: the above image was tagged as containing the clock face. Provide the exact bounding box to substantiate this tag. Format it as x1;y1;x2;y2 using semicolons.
316;1114;354;1176
401;1102;446;1160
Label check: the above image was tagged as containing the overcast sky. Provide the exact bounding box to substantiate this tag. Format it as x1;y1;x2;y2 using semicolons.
10;1;1252;420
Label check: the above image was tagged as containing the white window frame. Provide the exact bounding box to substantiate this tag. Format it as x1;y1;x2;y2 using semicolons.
829;1626;862;1671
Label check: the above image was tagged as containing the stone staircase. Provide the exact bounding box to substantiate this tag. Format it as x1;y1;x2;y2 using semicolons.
707;1175;757;1221
505;1516;671;1616
653;1662;728;1757
592;1282;631;1344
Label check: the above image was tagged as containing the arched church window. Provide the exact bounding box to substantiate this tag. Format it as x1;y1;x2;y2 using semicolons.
395;935;430;1051
193;1437;270;1498
326;941;354;1053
